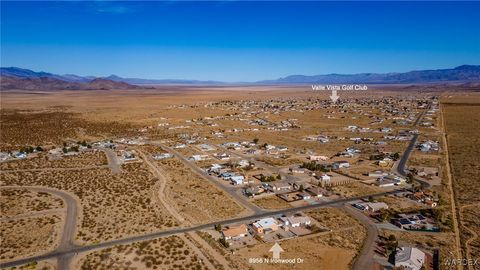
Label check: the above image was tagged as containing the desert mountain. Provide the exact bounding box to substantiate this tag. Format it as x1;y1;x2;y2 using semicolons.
0;75;139;90
258;65;480;84
1;65;480;87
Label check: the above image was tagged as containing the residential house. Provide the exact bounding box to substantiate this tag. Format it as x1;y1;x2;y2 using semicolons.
252;218;279;234
289;167;306;174
271;182;292;192
222;224;248;240
214;153;230;160
308;155;328;161
395;247;426;270
122;151;136;161
306;187;324;198
279;216;311;228
315;174;331;186
152;153;173;160
364;202;389;212
333;161;350;169
230;175;246;185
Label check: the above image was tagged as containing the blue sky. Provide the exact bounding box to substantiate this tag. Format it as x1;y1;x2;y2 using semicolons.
1;1;479;81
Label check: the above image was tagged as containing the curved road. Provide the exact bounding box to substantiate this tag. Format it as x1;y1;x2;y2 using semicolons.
0;185;79;269
0;187;406;269
343;205;379;270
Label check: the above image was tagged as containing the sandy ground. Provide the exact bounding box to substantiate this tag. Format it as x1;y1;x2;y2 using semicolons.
0;162;178;244
0;188;64;218
0;214;63;262
73;235;211;270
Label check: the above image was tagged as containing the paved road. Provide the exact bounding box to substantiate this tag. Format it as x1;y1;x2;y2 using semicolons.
153;142;264;214
393;106;432;188
343;204;379;270
0;188;406;269
0;186;79;269
349;105;431;270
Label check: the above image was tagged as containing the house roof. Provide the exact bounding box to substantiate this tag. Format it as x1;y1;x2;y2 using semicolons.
306;187;324;196
253;218;277;229
365;202;388;211
395;247;426;270
222;224;247;238
285;216;311;225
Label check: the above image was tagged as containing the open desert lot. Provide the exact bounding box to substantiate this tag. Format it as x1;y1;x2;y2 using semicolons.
0;214;63;262
0;188;64;218
442;95;480;263
74;236;212;270
0;161;178;244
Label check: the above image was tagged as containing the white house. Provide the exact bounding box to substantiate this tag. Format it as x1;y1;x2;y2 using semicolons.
174;144;186;149
279;216;312;228
334;161;350;169
152;153;173;160
230;175;246;185
395;247;426;270
308;155;328;161
364;202;389;212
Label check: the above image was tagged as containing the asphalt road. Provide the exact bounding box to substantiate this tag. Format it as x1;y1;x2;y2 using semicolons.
350;104;432;270
343;204;379;270
393;106;432;188
0;187;406;269
0;186;79;269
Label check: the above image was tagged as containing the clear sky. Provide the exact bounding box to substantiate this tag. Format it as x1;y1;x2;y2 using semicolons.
1;1;479;82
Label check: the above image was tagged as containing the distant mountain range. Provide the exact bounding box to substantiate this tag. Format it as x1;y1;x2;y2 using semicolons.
0;76;139;91
0;67;224;88
0;67;140;90
258;65;480;84
1;65;479;90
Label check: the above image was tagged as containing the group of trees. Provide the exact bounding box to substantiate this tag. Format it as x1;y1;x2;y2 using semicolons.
63;145;79;153
300;161;329;172
20;146;43;153
259;174;281;182
383;234;399;257
369;152;400;161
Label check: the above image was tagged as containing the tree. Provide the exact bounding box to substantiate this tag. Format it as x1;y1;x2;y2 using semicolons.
253;138;259;144
214;224;222;231
388;234;396;242
35;146;44;152
406;173;414;184
299;184;304;192
276;174;281;180
218;238;229;248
